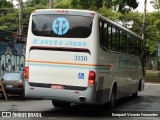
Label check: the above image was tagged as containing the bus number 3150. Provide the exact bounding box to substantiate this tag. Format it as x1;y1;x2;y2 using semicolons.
74;55;88;61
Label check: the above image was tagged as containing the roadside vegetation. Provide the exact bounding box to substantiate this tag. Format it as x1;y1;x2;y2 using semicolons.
146;70;160;83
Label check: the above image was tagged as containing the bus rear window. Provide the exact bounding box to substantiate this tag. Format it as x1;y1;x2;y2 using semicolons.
32;14;93;38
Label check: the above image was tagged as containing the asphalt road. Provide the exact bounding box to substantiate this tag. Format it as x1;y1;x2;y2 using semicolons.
0;83;160;120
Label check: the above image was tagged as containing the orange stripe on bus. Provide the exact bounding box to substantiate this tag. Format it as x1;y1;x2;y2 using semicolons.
25;60;113;68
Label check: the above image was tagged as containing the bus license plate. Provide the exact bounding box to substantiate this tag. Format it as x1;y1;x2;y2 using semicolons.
50;84;64;89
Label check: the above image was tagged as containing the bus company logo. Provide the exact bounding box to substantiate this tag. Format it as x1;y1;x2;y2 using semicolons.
33;38;87;47
52;17;69;35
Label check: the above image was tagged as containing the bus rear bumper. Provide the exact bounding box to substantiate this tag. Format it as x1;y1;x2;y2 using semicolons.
25;82;97;104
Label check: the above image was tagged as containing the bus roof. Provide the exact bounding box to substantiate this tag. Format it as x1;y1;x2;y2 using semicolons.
32;9;96;17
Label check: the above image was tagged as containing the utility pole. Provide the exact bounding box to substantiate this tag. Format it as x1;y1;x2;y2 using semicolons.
18;0;23;36
142;0;147;39
49;0;53;9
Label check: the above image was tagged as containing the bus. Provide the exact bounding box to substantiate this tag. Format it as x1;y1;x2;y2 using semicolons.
25;9;145;108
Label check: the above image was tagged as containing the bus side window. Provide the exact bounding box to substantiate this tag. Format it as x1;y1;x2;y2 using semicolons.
138;39;142;56
127;34;132;54
99;20;103;43
132;38;138;55
112;27;117;51
120;31;125;53
135;40;139;56
99;20;106;48
131;37;135;55
117;29;121;52
103;22;108;48
107;24;112;50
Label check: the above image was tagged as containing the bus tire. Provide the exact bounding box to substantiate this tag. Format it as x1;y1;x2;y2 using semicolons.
138;80;142;91
132;92;138;98
109;85;117;108
52;100;71;108
132;80;141;98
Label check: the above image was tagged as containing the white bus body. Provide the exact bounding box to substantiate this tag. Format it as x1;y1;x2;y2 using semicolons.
25;9;145;107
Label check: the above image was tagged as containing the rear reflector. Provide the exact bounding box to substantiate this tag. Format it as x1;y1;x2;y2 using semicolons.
25;66;29;79
88;71;96;86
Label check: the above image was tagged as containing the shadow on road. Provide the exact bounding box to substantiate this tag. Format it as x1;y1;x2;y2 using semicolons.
40;96;140;117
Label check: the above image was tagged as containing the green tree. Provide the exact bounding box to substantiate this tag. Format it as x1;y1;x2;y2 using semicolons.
71;0;103;10
105;0;138;13
145;12;160;56
0;8;18;31
70;0;138;13
150;0;160;11
0;1;15;31
54;0;72;9
0;0;13;8
25;0;48;7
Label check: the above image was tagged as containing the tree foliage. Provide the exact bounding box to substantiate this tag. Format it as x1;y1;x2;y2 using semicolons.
70;0;138;13
71;0;103;10
0;0;13;8
145;12;160;56
54;0;72;9
0;8;18;32
25;0;48;7
150;0;160;11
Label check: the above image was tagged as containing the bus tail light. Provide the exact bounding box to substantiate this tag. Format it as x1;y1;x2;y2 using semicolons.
88;71;96;86
25;66;29;79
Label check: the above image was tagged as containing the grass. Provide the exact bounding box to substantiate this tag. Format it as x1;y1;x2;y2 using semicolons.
145;70;160;83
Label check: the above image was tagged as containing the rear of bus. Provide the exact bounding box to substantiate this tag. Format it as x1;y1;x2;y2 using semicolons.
25;9;98;104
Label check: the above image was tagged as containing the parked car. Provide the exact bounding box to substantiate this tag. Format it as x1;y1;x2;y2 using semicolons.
1;71;24;97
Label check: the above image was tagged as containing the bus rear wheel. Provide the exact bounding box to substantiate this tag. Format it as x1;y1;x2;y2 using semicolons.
132;92;138;98
52;100;71;108
109;86;116;108
132;80;141;98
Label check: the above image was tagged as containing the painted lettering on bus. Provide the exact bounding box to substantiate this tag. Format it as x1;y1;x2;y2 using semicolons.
33;38;87;47
119;57;139;69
